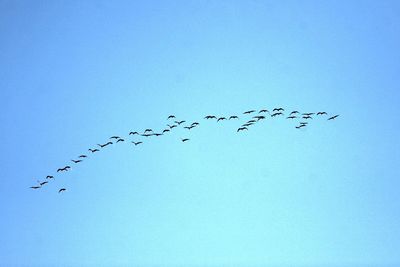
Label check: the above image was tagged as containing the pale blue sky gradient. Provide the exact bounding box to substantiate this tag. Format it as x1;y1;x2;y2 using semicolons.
1;1;400;266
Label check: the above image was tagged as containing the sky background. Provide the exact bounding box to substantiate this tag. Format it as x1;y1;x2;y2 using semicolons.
1;1;400;266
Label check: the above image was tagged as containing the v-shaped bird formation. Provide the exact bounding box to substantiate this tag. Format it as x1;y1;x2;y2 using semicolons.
30;107;339;193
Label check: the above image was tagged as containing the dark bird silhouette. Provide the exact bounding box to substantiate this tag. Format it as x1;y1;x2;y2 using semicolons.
286;116;297;119
253;115;266;120
40;181;48;186
141;134;152;137
30;186;41;189
57;166;70;172
116;138;125;143
247;120;256;123
237;127;248;132
58;188;66;193
184;126;195;130
243;110;256;114
132;141;143;146
144;129;153;133
242;123;253;127
129;131;139;135
259;109;269;113
89;148;99;153
328;115;339;120
317;112;327;115
302;113;315;116
296;124;306;129
154;133;163;136
302;115;313;119
300;122;308;125
273;108;284;112
162;129;170;133
191;122;199;126
98;142;113;148
46;175;54;179
79;155;87;158
290;111;299;115
204;115;217;119
175;120;185;125
181;138;190;142
167;115;176;119
168;124;177;129
217;117;226;122
229;116;239;120
271;112;283;117
110;136;120;139
71;160;82;163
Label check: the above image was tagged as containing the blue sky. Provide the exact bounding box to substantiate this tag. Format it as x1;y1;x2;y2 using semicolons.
1;1;400;266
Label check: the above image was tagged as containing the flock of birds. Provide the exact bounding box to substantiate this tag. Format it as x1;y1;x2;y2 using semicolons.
30;108;339;193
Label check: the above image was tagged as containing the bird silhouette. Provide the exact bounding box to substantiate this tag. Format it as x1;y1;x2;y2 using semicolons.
30;186;41;189
302;113;315;116
116;138;125;143
243;110;256;114
290;111;299;115
40;181;48;186
167;115;176;119
132;141;143;146
98;142;113;148
129;131;139;135
144;129;153;133
154;133;163;136
302;115;313;119
286;116;297;119
79;155;87;158
247;120;256;123
242;123;253;127
253;115;265;120
184;126;195;130
300;122;308;125
296;124;306;129
58;188;66;193
237;127;248;132
259;109;269;113
71;160;82;163
175;120;185;125
168;124;177;129
89;148;99;153
204;115;217;119
328;115;339;120
317;112;327;115
46;175;54;179
191;122;199;126
141;133;152;137
181;138;190;142
229;116;239;120
217;117;226;122
110;136;120;139
162;129;170;133
271;112;283;117
273;108;284;112
57;166;70;172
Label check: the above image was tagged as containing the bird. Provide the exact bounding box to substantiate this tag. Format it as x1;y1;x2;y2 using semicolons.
271;112;283;117
237;127;248;132
300;122;308;125
46;175;54;179
273;108;284;112
129;131;139;135
302;113;315;116
116;138;125;143
247;120;256;123
57;167;69;172
296;125;306;129
110;136;120;139
259;109;269;113
71;160;82;163
286;116;297;119
89;148;99;153
302;115;313;119
181;138;190;142
30;186;41;189
253;115;266;120
168;124;177;129
58;188;66;193
132;141;143;146
290;111;299;114
217;117;226;122
141;133;153;137
242;123;253;127
162;129;170;133
229;115;239;120
154;133;163;136
40;181;48;186
191;122;199;126
243;110;256;114
328;115;339;120
204;115;217;119
184;126;194;130
144;129;153;133
317;112;327;115
79;155;87;158
175;120;185;125
167;115;176;119
98;142;113;148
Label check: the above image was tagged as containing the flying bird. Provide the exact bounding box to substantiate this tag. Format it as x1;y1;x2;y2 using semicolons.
98;142;113;148
175;120;186;125
71;159;82;163
273;108;284;112
259;109;269;113
243;110;256;114
181;138;190;142
217;117;226;122
79;155;87;158
302;113;315;116
253;115;266;120
191;122;199;126
89;148;99;153
286;116;297;119
129;131;139;135
46;175;54;179
290;111;299;115
162;129;170;133
302;115;313;119
229;116;239;120
204;115;217;119
184;126;194;130
154;133;163;136
58;188;66;193
144;129;153;133
296;125;306;129
116;138;125;143
317;112;327;115
132;141;143;146
168;124;177;129
30;186;41;189
40;181;48;186
237;127;248;132
110;136;120;139
271;112;283;117
328;115;339;120
167;115;176;119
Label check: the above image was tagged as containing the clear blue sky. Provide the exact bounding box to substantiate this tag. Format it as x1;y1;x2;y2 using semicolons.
1;1;400;266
